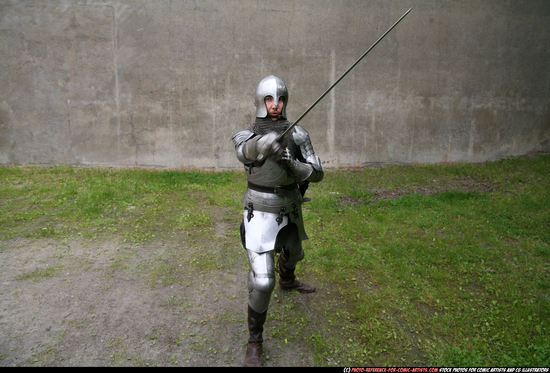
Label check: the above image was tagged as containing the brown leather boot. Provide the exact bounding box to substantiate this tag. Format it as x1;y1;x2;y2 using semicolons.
244;342;262;367
244;305;267;367
277;251;316;293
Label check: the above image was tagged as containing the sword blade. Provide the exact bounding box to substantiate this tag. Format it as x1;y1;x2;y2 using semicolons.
277;7;413;140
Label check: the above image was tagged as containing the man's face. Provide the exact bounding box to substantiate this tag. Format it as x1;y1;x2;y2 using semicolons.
264;96;285;121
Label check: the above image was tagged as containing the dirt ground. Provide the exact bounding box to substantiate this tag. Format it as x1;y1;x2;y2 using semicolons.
0;234;322;367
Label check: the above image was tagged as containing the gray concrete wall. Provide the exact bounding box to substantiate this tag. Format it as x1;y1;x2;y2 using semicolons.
1;0;549;168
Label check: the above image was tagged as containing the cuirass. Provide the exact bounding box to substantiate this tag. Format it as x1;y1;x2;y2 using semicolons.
245;140;301;188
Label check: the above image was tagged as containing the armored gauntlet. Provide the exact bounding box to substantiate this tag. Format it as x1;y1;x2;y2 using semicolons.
281;148;313;183
233;130;282;164
255;133;282;162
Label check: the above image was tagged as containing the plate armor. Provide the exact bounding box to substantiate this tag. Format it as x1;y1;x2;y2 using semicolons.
232;124;323;312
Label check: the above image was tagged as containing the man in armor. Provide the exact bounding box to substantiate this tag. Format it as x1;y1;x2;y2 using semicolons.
231;75;324;366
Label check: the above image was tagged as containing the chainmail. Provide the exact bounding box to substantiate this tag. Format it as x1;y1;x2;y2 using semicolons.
250;117;292;136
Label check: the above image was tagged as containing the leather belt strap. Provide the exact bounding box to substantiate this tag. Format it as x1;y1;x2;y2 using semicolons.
247;181;297;194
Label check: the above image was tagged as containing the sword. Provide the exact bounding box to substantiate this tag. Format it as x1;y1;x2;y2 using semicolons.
277;7;413;141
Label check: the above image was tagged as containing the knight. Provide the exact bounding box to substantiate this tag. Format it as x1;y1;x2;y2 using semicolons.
231;75;324;366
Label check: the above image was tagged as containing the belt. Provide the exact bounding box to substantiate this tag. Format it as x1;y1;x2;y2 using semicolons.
247;181;297;194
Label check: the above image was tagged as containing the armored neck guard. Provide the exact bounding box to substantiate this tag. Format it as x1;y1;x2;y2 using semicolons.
251;117;292;136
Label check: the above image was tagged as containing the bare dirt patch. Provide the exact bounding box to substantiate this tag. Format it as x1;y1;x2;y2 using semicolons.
371;178;505;201
337;177;507;204
0;235;318;366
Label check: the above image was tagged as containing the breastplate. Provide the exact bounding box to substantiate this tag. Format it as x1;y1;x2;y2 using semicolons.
245;139;300;187
246;157;294;187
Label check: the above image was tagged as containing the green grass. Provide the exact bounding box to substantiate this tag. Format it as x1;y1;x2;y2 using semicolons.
0;166;238;242
303;155;550;366
1;154;549;366
15;264;64;282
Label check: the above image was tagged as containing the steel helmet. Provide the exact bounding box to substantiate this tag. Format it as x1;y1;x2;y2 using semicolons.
254;75;288;119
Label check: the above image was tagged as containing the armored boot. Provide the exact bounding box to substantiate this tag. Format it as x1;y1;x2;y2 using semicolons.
244;305;267;367
277;251;316;293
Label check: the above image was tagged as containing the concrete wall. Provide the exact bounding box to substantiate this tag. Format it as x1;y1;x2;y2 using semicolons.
1;0;549;169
